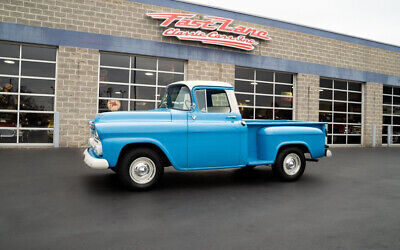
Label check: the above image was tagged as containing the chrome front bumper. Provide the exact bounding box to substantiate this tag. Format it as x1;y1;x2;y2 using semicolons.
325;149;332;157
83;149;109;169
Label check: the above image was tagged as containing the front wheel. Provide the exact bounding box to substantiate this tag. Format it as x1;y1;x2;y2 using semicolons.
272;147;306;181
117;148;164;190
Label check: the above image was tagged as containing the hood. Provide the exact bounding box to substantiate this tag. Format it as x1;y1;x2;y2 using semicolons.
94;109;172;123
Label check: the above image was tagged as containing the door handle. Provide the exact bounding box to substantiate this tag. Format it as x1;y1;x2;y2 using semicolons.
226;115;237;119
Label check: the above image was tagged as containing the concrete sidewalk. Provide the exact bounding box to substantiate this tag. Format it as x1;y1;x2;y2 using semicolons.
0;148;399;249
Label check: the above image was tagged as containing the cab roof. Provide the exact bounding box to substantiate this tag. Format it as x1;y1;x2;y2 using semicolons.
169;81;233;90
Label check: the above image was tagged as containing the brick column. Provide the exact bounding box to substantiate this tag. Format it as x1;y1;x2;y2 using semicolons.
187;60;235;85
56;47;99;147
362;82;383;147
294;73;320;121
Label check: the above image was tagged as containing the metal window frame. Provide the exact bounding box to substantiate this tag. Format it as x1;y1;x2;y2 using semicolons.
382;85;400;145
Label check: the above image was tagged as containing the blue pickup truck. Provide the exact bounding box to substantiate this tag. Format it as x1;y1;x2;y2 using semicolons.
83;81;331;190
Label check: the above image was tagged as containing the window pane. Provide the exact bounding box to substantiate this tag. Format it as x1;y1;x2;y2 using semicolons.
22;45;56;61
0;94;18;110
394;116;400;125
319;89;332;99
131;70;156;85
255;108;272;119
383;86;392;94
100;53;129;67
394;97;400;105
0;59;19;75
275;96;292;108
383;95;392;104
236;93;253;107
275;109;292;120
0;112;17;127
256;70;273;82
393;126;400;135
383;116;391;124
333;124;346;134
157;87;166;101
334;113;346;123
394;136;400;144
348;114;361;123
382;136;387;144
240;107;254;119
333;135;346;144
320;78;333;88
20;96;54;111
347;136;361;144
348;125;361;134
100;68;129;83
158;58;184;72
348;103;361;113
334;102;346;112
255;95;273;107
235;68;253;80
383;126;388;134
0;129;17;143
19;113;53;128
393;88;400;96
334;91;347;101
20;79;55;94
256;82;273;95
319;101;332;111
130;101;155;111
319;112;332;122
275;84;292;96
0;77;18;93
99;83;129;99
131;85;156;100
204;89;230;113
158;72;183;86
334;80;347;90
21;61;55;77
348;92;361;102
235;80;253;93
393;106;400;115
134;57;157;70
0;43;19;58
348;82;361;91
275;73;292;83
98;99;128;113
19;130;53;143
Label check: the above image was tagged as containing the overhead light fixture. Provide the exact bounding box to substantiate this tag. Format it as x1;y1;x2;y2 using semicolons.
250;82;258;85
245;100;251;103
145;72;154;76
115;91;122;94
4;60;15;64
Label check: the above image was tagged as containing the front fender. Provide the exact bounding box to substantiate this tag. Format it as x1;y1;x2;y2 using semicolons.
101;137;180;169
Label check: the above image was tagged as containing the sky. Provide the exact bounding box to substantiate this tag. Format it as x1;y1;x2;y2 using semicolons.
182;0;400;46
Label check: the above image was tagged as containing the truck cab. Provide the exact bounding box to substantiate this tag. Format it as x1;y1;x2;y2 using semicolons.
83;81;331;190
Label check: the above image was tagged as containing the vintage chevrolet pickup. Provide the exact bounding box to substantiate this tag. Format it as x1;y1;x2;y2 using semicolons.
83;81;332;190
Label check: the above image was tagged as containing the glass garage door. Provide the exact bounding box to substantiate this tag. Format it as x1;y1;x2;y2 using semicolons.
319;78;363;145
0;41;56;145
234;67;293;120
382;86;400;144
98;52;185;113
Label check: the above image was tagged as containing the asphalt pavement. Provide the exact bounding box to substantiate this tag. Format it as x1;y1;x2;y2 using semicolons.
0;147;399;250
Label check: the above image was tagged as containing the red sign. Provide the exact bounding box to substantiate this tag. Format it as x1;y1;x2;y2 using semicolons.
147;13;271;51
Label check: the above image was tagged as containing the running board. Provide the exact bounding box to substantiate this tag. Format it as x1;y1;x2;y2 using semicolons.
306;158;319;162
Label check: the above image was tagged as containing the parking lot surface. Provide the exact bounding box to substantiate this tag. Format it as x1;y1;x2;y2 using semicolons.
1;147;400;249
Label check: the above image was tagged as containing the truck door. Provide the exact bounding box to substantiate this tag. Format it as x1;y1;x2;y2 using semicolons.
187;88;247;169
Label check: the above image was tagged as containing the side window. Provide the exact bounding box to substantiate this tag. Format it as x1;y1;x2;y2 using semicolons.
195;89;231;113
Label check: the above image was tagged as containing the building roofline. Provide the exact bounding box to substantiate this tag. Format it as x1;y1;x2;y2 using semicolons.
130;0;400;52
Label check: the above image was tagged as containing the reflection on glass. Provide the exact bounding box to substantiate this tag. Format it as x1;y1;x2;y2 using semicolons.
20;96;54;111
0;129;17;143
20;79;55;94
0;77;18;93
0;113;17;127
0;94;18;110
19;113;54;128
99;83;128;98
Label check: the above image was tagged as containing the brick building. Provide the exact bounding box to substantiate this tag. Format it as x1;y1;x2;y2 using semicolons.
0;0;399;147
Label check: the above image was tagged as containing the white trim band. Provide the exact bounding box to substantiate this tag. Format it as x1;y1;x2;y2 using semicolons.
83;149;109;169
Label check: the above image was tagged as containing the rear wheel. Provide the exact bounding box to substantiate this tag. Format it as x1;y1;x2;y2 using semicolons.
273;147;306;181
117;148;164;190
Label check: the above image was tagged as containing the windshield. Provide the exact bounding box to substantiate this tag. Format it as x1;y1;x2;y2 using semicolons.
158;85;191;110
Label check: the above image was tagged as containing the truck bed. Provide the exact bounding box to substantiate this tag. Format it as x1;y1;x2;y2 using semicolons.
244;120;327;166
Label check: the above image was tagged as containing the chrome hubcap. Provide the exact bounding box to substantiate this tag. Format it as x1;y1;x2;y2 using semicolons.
129;157;156;184
283;153;301;176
